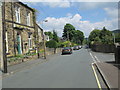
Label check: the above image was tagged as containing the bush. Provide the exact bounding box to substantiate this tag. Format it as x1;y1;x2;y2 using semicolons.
46;40;58;48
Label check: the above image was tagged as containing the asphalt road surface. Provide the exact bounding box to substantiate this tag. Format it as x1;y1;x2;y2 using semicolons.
3;48;98;88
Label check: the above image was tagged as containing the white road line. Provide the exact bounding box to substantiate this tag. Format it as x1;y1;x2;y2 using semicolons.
89;52;96;62
94;56;100;62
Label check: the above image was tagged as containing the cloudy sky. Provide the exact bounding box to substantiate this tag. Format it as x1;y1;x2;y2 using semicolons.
22;1;118;37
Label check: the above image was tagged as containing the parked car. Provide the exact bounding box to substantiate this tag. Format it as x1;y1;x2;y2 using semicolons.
78;45;82;49
73;46;79;50
62;47;72;54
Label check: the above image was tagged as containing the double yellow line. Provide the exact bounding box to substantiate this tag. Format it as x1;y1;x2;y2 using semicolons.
91;63;102;90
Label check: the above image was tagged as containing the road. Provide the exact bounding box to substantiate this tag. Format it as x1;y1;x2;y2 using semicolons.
3;48;98;88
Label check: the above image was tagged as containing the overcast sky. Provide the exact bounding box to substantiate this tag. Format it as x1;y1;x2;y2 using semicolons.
21;1;118;37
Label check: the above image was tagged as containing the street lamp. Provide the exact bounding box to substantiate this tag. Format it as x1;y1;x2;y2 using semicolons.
41;20;48;59
1;1;7;73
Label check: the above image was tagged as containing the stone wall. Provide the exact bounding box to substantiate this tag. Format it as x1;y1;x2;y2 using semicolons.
91;44;115;53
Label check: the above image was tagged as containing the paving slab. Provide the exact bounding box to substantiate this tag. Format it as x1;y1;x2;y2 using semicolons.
95;62;119;89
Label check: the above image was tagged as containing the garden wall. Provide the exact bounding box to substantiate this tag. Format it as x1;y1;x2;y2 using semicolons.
91;44;115;53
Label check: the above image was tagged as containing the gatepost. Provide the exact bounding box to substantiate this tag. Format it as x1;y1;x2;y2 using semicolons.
115;45;120;64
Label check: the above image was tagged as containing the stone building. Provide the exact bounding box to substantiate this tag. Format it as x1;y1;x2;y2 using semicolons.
4;1;37;56
36;24;43;43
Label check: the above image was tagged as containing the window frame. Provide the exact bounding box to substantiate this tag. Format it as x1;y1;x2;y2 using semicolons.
15;5;21;23
26;10;31;26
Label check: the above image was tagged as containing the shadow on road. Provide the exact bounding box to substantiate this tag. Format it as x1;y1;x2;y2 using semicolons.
61;53;72;55
105;61;120;69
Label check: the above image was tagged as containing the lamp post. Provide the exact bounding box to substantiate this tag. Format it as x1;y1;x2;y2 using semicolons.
1;1;7;73
0;0;3;71
41;20;48;59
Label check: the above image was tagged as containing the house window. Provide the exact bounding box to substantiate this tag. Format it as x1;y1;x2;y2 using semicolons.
26;11;30;26
28;34;32;49
5;32;8;53
15;5;20;23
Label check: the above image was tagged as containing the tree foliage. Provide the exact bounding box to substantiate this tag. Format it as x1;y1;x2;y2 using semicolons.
62;23;75;41
53;30;59;42
44;31;53;39
89;27;113;45
72;30;84;44
62;23;84;44
46;40;58;48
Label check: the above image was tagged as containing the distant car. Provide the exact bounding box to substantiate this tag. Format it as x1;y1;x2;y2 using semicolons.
73;46;79;50
62;47;72;54
78;45;82;49
85;45;89;49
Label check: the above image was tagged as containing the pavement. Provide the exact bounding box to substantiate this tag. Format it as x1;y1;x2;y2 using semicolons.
90;49;120;89
95;62;119;89
1;52;61;77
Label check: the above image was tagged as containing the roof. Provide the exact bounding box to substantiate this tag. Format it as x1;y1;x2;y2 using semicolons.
11;0;35;12
36;23;43;31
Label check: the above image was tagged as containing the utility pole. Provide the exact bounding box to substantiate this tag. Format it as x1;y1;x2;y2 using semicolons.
41;20;48;59
67;30;69;41
1;1;7;73
43;31;46;59
0;0;3;71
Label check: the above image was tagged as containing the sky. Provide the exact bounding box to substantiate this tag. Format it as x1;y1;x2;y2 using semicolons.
21;1;118;37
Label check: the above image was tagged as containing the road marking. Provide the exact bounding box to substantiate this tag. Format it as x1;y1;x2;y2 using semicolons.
94;56;100;62
89;52;96;62
91;63;102;90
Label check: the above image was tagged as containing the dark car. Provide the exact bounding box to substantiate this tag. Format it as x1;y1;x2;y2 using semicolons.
85;45;89;49
62;47;72;55
73;46;79;50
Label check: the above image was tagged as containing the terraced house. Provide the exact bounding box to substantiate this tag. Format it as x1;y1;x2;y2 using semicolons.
3;0;40;57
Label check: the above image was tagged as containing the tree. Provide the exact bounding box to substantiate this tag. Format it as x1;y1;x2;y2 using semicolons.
89;29;101;42
89;27;113;45
62;23;75;41
53;30;59;42
46;40;58;54
44;31;53;39
99;27;113;44
72;30;84;44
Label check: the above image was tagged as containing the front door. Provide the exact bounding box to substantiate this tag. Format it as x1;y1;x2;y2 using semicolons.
17;34;22;54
